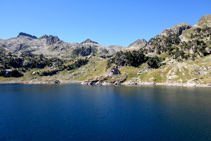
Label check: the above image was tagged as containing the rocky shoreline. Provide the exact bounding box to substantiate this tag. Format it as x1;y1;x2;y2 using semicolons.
0;80;82;85
81;80;211;87
1;80;211;88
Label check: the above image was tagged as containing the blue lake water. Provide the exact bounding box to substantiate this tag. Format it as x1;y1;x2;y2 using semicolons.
0;84;211;140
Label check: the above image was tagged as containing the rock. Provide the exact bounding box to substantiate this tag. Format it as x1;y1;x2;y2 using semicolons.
168;75;178;80
32;71;36;75
121;81;137;85
81;81;88;85
161;23;192;37
40;35;60;45
109;67;121;75
55;80;60;84
149;77;155;82
114;81;121;85
95;81;102;85
102;82;113;86
137;82;156;85
186;78;200;87
88;80;99;85
206;84;211;87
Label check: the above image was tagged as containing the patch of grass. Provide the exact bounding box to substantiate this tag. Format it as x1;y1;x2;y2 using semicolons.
119;66;138;81
77;57;108;81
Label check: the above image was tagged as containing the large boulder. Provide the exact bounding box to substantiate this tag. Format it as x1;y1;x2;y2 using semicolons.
109;68;121;75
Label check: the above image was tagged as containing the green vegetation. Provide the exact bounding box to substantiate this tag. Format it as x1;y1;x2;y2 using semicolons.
107;50;148;68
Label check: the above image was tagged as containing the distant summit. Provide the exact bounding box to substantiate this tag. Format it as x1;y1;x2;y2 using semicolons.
81;39;98;44
127;39;147;50
40;35;60;45
128;39;147;48
18;32;38;39
196;14;211;26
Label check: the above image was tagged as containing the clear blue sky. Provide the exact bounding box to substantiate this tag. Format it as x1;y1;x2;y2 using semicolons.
1;0;210;47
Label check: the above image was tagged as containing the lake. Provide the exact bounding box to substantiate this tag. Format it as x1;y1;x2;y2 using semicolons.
0;84;211;140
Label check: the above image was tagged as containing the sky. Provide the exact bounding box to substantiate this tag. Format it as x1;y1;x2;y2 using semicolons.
0;0;210;47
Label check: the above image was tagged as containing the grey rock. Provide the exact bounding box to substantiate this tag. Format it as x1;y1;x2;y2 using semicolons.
109;67;121;75
121;81;137;85
55;80;60;84
40;35;60;45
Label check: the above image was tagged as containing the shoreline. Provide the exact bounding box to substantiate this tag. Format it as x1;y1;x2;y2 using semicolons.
0;80;211;88
0;80;82;85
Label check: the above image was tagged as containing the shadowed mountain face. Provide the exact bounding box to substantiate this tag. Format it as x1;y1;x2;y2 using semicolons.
18;32;38;39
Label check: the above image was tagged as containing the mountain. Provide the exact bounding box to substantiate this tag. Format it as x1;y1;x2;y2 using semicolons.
196;14;211;27
18;32;38;39
127;39;147;50
0;14;211;86
81;39;98;44
0;33;119;58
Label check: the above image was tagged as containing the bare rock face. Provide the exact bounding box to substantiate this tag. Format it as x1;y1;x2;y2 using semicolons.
40;35;60;45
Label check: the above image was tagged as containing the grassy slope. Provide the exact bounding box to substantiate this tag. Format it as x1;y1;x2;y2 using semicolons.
1;55;211;84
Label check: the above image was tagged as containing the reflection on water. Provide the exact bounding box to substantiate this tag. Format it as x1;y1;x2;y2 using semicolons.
0;84;211;140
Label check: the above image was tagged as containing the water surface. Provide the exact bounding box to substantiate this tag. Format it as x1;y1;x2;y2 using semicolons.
0;84;211;140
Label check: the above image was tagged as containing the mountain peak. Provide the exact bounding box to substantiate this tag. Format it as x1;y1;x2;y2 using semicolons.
18;32;38;39
196;14;211;26
128;39;147;48
40;34;60;45
81;39;98;44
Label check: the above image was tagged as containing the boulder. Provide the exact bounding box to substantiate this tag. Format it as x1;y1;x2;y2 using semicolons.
55;80;60;84
109;68;121;75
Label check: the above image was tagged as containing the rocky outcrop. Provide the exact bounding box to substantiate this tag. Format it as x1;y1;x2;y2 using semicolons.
40;35;60;45
161;23;192;37
55;80;60;84
109;67;121;75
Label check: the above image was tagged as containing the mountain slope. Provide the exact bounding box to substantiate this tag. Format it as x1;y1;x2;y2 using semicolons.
0;33;120;58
